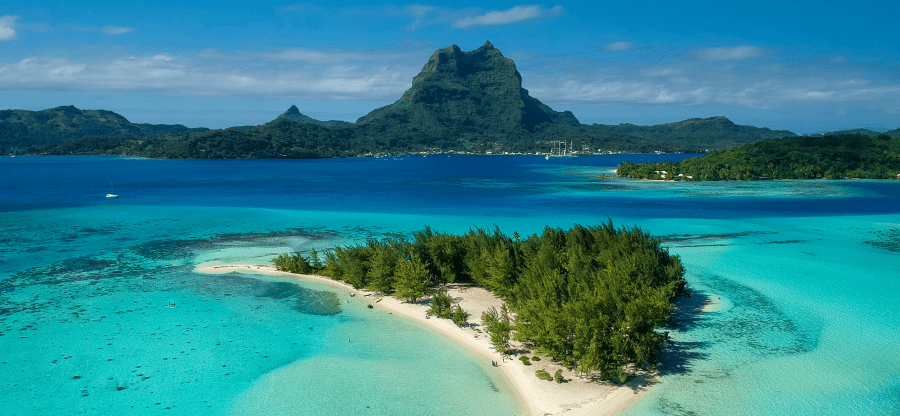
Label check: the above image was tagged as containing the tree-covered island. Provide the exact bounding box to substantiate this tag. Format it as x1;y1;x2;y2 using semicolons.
272;222;688;382
617;134;900;181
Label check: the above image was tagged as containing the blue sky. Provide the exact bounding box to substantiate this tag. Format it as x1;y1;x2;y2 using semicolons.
1;1;898;133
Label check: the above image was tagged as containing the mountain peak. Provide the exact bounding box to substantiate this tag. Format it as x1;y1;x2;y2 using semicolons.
276;105;352;128
407;41;513;91
358;42;578;133
279;105;317;124
284;105;301;116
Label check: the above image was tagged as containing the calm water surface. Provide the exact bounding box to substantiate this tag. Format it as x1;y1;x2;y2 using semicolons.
1;155;898;415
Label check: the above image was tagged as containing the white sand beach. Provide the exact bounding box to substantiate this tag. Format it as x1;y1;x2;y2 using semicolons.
195;264;654;416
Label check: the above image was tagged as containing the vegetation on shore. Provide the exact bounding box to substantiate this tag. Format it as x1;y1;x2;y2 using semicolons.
271;222;687;382
617;134;900;181
16;114;797;158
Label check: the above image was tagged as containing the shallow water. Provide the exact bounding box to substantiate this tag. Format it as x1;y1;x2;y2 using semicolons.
624;215;900;415
1;155;898;415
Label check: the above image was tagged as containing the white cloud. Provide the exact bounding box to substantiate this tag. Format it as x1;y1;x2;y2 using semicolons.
402;4;438;30
102;26;134;35
696;45;764;61
521;54;900;114
341;4;460;31
452;5;565;28
282;3;324;12
0;15;19;41
264;47;407;64
603;42;632;51
0;48;421;100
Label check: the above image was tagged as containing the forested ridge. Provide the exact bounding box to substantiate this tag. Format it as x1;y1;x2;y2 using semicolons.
617;134;900;181
21;114;797;158
272;222;688;382
0;105;208;150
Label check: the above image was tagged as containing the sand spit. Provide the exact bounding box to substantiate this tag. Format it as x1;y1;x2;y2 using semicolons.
195;263;654;416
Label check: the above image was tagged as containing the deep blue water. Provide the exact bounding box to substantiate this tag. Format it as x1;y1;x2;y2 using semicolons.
1;155;899;415
4;154;897;219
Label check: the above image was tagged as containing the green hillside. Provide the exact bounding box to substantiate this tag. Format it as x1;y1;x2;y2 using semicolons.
617;134;900;180
0;105;208;150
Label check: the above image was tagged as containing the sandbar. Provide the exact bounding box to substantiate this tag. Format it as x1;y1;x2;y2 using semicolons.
195;263;654;416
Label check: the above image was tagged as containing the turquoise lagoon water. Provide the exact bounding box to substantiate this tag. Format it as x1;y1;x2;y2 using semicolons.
1;155;898;415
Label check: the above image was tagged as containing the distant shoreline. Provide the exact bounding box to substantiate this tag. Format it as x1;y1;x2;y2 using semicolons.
195;263;653;416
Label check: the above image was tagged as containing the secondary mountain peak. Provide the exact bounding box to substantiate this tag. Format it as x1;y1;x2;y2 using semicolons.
276;105;351;128
284;105;302;116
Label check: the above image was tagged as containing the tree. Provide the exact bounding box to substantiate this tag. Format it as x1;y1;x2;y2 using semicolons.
429;290;453;318
481;303;512;354
309;249;322;269
393;254;429;302
271;252;313;274
451;305;469;327
367;241;399;293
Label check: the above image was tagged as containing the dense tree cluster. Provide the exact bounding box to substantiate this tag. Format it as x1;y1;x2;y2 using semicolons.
271;222;687;381
618;134;900;181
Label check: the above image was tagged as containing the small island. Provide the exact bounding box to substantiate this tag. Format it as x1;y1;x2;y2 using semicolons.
617;133;900;181
271;222;687;383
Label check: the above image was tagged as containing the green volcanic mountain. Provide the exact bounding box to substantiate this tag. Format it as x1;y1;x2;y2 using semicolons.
0;105;208;150
357;41;578;142
23;42;811;158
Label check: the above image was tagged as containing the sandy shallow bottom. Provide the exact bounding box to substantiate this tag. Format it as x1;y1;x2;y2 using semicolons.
196;264;653;416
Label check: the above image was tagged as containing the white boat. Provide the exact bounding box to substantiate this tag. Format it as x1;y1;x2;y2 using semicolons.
106;193;118;198
545;140;577;160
